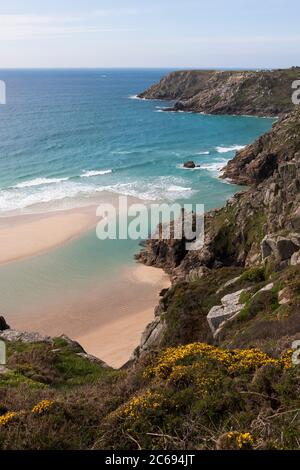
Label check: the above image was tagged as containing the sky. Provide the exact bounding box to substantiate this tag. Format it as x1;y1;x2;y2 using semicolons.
0;0;299;68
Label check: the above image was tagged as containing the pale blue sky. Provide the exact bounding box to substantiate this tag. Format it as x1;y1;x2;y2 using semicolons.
0;0;299;68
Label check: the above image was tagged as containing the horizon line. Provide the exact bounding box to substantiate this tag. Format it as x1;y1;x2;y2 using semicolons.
0;65;298;71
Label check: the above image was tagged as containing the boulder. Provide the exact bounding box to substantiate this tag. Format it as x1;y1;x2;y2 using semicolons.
207;289;246;336
257;282;274;293
291;210;300;231
278;288;290;305
131;317;166;362
291;250;300;266
139;317;165;352
185;266;210;282
261;237;275;259
183;160;199;169
0;316;9;331
261;234;300;262
276;237;299;260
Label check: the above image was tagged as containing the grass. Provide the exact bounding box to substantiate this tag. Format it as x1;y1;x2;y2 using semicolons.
239;267;266;283
220;265;300;351
54;351;111;387
0;371;46;389
5;339;115;388
162;267;241;346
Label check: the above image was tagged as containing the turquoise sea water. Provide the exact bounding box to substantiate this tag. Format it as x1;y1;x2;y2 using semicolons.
0;69;273;213
0;69;274;320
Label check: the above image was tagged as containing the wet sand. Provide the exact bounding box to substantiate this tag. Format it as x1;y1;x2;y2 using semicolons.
0;201;170;368
76;265;170;368
5;263;170;368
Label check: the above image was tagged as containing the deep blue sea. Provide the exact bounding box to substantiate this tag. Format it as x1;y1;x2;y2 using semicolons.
0;69;274;214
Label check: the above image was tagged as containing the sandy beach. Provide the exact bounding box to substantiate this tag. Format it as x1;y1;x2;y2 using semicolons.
0;191;149;266
76;265;170;368
0;203;170;368
4;261;170;368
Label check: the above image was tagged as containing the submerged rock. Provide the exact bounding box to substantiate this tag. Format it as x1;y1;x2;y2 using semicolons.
183;160;199;169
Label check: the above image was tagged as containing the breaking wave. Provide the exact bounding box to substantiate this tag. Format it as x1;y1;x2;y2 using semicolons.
215;145;245;153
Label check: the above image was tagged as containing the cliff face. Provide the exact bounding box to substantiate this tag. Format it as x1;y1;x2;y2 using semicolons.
139;67;300;116
222;107;300;184
138;70;215;100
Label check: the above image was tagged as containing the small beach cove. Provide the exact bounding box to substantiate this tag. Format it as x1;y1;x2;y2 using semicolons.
0;207;170;368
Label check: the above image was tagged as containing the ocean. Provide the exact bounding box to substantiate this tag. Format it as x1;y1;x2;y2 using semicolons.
0;69;273;213
0;69;274;354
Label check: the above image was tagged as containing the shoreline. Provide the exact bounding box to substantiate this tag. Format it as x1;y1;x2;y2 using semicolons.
3;262;170;369
0;205;98;266
0;198;170;368
0;192;146;267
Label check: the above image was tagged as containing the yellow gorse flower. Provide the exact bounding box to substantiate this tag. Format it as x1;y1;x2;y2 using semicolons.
227;431;254;449
114;391;163;419
0;411;22;427
31;400;54;415
144;343;293;379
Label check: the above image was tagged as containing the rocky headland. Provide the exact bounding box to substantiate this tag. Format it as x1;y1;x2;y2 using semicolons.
139;67;300;116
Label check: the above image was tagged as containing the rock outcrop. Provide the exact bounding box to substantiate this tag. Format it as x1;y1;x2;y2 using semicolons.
222;107;300;185
0;316;9;330
261;233;300;267
0;322;110;369
139;67;300;117
207;289;246;336
0;329;52;344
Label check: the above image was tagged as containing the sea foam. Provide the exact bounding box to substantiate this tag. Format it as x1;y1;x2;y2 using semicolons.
215;145;245;153
80;169;112;178
13;177;69;189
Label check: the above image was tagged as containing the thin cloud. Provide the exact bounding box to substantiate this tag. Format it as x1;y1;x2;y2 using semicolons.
93;8;140;17
0;14;136;40
93;6;157;17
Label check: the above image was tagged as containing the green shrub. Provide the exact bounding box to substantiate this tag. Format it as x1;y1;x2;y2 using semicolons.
240;267;266;283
